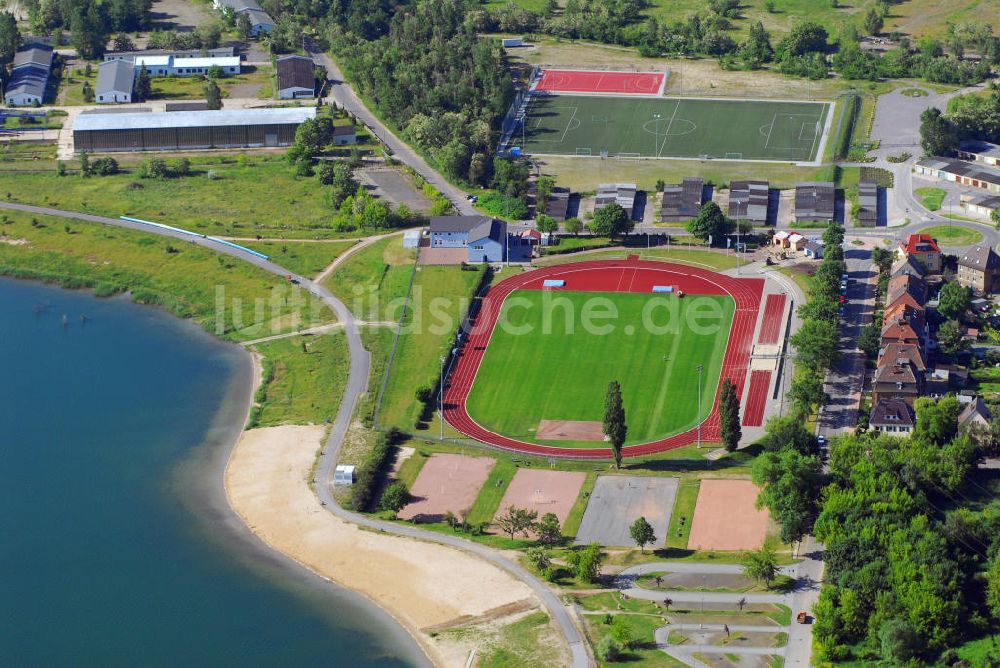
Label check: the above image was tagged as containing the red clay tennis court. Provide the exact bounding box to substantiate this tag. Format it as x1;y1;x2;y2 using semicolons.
742;370;771;427
756;293;787;345
442;257;764;459
534;69;666;95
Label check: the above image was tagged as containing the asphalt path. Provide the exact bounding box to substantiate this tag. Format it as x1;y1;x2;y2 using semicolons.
0;200;592;668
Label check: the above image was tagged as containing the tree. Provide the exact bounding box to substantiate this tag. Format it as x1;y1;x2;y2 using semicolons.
379;481;409;515
494;506;538;539
536;512;562;545
777;21;829;58
687;201;733;246
536;214;558;235
743;542;779;587
993;206;1000;228
857;322;881;359
937;281;970;320
919;107;958;156
878;619;920;663
79;150;91;178
761;415;819;455
91;156;118;176
629;516;656;552
718;378;742;451
591;203;632;239
913;395;962;446
564;217;582;236
82;81;95;103
172;157;191;177
0;11;21;66
864;8;884;36
752;449;823;543
596;634;621;662
237;11;253;40
604;380;627;469
535;176;555;214
113;33;135;52
787;372;827;416
740;21;774;67
207;64;223;80
526;546;552;572
568;542;605;583
937;319;969;357
134;67;152;102
790;319;839;372
871;246;893;275
204;79;223;110
987;555;1000;620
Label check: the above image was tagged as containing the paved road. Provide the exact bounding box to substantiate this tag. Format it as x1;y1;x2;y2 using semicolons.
0;200;592;668
305;38;477;216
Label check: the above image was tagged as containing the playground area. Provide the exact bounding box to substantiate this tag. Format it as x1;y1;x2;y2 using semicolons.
687;479;770;551
574;475;678;547
514;93;831;162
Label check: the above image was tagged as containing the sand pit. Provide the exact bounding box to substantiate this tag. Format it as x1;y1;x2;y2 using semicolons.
398;453;495;522
536;420;606;442
225;426;541;666
688;479;770;551
496;469;586;527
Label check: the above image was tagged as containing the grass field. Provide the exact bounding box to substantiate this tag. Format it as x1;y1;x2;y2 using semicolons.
518;94;831;161
915;186;947;211
465;290;733;447
323;236;415;320
240;240;357;277
922;224;982;246
0;211;333;341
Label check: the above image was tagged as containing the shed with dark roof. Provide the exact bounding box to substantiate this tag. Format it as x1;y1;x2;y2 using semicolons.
277;55;316;99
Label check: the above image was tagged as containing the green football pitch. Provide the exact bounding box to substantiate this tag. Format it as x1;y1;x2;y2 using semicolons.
517;94;831;162
464;290;735;447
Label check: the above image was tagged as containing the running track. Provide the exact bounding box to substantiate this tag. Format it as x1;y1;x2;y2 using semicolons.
443;258;763;459
741;370;771;427
756;293;786;346
535;69;665;95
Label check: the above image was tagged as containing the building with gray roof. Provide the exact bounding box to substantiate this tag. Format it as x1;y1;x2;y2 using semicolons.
73;107;316;152
277;55;316;99
595;183;637;216
728;180;769;224
95;59;136;104
103;47;235;62
212;0;275;35
4;43;54;106
794;182;835;223
857;179;878;227
957;139;1000;168
428;215;507;262
660;177;703;223
915;157;1000;194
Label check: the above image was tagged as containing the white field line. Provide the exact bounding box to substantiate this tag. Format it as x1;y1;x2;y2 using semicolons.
559;106;580;143
657;100;682;157
763;113;778;150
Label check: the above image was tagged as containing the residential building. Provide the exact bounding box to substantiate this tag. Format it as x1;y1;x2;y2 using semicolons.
212;0;276;35
802;240;824;258
881;318;922;347
958;396;993;443
914;157;1000;195
878;342;927;373
887;273;927;305
276;55;316;99
728;180;769;224
873;357;923;405
95;59;135;104
957;140;1000;167
428;215;507;263
891;255;927;280
883;302;926;339
73;107;316;152
896;233;942;273
870;399;915;434
794;182;835;223
4;42;53;106
958;245;1000;293
660;177;703;223
857;180;878;227
595;183;637;217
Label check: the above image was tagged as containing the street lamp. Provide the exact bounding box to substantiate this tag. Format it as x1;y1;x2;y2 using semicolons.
652;113;662;158
439;355;446;440
696;364;703;449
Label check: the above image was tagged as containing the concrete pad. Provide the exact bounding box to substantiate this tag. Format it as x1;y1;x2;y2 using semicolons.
574;475;678;547
688;479;769;551
398;453;494;522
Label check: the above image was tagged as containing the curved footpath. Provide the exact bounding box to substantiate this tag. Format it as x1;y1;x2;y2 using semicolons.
0;201;589;668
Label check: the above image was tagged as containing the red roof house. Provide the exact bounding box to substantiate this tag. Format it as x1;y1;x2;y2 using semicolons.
896;234;942;273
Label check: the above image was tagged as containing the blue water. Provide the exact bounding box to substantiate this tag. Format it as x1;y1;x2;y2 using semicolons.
0;278;427;667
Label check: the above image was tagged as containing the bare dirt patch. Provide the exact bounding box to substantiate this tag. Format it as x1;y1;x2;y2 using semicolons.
536;419;605;441
149;0;215;33
398;453;495;522
688;479;769;551
496;469;586;526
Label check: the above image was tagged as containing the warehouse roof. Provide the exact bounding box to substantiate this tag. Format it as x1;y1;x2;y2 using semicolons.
96;59;136;96
74;107;316;132
12;43;53;69
729;180;769;222
277;55;316;91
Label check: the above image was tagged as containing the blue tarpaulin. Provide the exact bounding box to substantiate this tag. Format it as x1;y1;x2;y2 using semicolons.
652;285;674;293
542;279;565;287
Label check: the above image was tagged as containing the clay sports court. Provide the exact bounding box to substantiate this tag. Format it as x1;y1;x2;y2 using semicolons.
397;453;494;522
574;475;678;547
687;479;770;551
495;469;586;527
533;68;667;96
442;257;764;459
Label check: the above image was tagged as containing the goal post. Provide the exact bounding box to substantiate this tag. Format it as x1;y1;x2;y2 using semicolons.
575;147;592;156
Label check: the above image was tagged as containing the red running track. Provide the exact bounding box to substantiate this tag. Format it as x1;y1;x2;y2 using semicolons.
741;370;771;427
535;69;665;95
756;293;786;345
442;258;764;459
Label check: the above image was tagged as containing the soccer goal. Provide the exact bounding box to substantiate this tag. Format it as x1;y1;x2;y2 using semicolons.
724;152;743;160
575;147;592;156
617;152;641;160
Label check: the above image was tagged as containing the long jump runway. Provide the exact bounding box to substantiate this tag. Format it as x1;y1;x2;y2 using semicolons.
442;258;764;459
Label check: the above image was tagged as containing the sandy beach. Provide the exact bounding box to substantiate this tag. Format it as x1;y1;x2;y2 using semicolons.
225;424;548;667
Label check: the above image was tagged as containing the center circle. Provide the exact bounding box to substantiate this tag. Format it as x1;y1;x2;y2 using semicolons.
642;118;697;137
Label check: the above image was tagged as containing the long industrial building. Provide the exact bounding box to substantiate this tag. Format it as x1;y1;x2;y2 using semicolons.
73;107;315;152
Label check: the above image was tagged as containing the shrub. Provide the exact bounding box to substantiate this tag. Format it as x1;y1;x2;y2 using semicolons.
596;634;621;662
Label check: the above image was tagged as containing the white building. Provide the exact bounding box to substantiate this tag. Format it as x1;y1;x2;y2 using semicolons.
134;55;241;77
95;60;135;104
333;465;355;485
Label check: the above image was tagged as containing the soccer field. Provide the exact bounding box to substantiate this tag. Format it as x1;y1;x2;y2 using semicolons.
517;94;831;162
464;290;734;447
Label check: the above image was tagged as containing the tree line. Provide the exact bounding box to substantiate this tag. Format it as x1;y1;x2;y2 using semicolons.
920;84;1000;159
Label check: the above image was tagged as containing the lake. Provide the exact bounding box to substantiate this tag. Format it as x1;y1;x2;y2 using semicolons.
0;278;427;667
